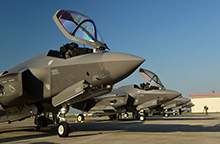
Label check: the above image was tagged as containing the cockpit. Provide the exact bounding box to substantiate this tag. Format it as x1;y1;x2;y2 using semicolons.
134;83;160;91
138;68;165;90
48;9;109;59
47;42;94;59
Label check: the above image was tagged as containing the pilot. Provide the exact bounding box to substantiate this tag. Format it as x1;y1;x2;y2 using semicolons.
65;43;78;58
60;45;67;58
140;83;145;89
144;82;150;90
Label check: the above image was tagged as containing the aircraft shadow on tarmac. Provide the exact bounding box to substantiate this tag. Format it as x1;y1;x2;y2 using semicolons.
1;116;220;143
0;126;58;144
0;125;103;143
145;116;216;121
70;118;220;133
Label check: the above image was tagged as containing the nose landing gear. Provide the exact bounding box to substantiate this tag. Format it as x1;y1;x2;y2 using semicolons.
139;109;146;121
57;104;70;137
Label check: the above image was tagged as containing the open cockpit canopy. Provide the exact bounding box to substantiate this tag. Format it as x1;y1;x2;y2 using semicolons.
138;68;165;89
53;9;108;49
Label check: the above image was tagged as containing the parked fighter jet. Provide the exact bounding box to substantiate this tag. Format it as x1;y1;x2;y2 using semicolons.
72;68;181;122
162;97;190;117
0;9;145;137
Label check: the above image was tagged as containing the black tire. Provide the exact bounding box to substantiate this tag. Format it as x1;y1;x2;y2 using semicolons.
58;121;70;137
165;113;169;117
77;114;85;122
124;112;129;118
139;115;145;121
108;114;117;120
179;109;182;115
37;116;48;127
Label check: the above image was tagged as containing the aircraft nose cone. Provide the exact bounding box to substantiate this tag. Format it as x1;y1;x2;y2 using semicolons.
102;52;145;84
166;90;182;100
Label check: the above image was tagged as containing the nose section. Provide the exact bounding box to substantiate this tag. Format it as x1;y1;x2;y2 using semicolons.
182;98;190;104
102;52;145;84
166;90;182;101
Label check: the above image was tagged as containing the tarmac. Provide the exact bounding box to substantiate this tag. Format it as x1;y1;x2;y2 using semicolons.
1;113;220;144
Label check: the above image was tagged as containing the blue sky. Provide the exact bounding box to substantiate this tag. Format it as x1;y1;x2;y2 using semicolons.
1;0;220;99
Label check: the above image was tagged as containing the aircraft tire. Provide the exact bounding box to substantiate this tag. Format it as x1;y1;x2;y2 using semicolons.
58;121;70;137
165;113;169;117
37;116;48;127
108;114;117;120
77;114;84;122
124;112;129;118
139;115;145;121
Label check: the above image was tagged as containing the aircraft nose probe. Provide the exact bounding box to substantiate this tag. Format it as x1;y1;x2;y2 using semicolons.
102;52;145;84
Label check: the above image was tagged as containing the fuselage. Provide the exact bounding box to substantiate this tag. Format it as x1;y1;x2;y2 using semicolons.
0;50;145;111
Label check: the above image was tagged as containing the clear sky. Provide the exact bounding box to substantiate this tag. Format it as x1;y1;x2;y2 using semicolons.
1;0;220;99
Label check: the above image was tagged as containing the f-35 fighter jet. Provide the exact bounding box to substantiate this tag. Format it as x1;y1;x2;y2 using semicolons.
72;68;181;122
0;9;145;137
162;97;191;117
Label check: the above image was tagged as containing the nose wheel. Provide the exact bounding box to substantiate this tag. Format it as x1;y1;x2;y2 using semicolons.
77;114;85;122
164;112;169;117
123;112;129;118
139;109;146;121
139;115;146;121
58;121;70;137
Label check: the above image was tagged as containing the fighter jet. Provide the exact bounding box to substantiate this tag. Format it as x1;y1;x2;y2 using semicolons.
72;68;181;122
161;97;190;117
0;9;145;137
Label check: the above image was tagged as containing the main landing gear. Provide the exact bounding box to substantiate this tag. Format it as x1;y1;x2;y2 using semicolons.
34;113;53;131
34;104;70;137
108;114;117;120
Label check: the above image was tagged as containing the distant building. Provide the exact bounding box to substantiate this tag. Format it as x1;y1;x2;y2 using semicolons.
190;91;220;113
